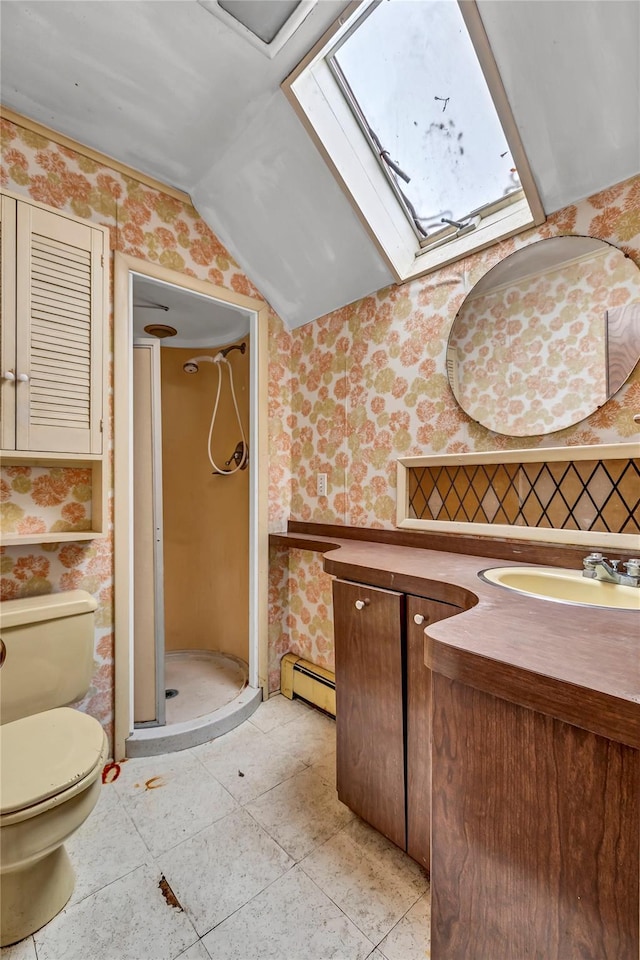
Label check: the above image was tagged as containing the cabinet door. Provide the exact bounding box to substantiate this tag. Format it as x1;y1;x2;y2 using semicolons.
0;195;17;449
15;201;105;454
333;578;406;849
406;595;461;871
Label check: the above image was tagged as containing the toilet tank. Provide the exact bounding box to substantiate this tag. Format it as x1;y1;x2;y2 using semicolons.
0;590;97;725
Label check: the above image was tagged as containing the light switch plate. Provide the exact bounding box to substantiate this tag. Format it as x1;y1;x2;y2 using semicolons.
317;473;327;497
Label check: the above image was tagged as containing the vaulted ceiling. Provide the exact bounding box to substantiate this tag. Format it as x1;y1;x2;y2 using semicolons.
2;1;639;328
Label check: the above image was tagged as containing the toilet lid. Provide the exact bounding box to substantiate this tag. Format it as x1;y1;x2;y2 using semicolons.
0;707;105;815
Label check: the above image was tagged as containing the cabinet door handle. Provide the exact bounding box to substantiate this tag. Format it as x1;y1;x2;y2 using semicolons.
2;371;16;381
354;599;370;610
413;613;426;625
16;373;30;382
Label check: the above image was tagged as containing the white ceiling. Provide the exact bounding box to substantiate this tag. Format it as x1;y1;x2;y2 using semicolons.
2;1;639;329
132;274;251;348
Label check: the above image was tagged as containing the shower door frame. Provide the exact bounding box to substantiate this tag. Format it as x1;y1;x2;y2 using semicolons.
132;337;166;727
113;252;270;759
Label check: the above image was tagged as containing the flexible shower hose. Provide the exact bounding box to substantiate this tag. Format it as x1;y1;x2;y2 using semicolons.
206;356;248;475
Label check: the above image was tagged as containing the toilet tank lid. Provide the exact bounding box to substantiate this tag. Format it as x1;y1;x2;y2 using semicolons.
0;590;97;629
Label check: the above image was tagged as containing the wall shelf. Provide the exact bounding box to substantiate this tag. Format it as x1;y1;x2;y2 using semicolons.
0;531;103;546
397;442;640;551
0;452;107;547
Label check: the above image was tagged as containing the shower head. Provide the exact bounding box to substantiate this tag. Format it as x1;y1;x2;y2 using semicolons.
182;354;223;374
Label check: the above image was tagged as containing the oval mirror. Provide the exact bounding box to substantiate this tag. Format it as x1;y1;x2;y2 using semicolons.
447;236;640;436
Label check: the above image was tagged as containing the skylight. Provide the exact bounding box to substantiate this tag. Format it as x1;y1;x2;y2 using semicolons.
328;0;522;244
283;0;543;280
199;0;317;58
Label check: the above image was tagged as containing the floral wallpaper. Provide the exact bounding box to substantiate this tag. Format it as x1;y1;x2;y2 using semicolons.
449;244;638;436
1;465;93;535
0;118;274;747
3;117;640;716
267;175;640;690
267;546;334;693
286;176;640;531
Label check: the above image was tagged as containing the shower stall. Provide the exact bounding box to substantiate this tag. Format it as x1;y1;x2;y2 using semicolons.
130;275;261;749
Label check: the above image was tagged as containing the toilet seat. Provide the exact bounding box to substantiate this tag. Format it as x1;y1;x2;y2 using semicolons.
0;708;106;816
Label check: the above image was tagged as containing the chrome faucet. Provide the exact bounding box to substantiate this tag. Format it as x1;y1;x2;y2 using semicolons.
582;552;640;587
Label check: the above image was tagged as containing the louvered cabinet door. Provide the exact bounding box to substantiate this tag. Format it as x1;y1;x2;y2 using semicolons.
15;202;105;454
0;195;17;449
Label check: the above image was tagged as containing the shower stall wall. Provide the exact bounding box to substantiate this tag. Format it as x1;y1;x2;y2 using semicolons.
132;336;250;728
161;342;250;662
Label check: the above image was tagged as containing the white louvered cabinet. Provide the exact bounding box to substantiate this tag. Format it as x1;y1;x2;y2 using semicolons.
0;192;109;545
1;195;107;454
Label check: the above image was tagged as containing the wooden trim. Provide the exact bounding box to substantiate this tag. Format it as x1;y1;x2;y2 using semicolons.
113;253;133;758
275;521;593;567
398;441;639;469
397;443;640;551
1;106;193;205
255;304;270;693
458;1;545;227
113;252;269;758
117;252;266;314
0;450;102;464
1;195;17;450
0;531;103;546
398;519;639;552
396;460;409;529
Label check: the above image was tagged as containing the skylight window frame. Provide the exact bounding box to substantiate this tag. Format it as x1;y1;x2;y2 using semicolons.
325;45;428;246
198;0;318;59
282;0;545;283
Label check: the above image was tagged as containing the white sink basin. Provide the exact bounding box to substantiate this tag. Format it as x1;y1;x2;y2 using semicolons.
480;566;640;610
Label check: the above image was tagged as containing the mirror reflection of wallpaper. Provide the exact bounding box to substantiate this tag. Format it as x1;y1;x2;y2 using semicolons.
449;246;636;435
607;302;640;394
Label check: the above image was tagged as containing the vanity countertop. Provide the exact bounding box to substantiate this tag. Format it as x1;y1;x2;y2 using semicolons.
271;526;640;748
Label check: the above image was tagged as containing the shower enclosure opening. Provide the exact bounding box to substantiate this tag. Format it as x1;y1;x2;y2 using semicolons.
130;274;261;751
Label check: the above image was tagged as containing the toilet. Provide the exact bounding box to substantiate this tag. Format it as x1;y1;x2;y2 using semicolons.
0;590;108;947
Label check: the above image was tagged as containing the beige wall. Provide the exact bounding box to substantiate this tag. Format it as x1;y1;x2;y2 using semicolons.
160;342;249;661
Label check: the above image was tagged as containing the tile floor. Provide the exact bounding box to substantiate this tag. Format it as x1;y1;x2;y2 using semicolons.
5;695;431;960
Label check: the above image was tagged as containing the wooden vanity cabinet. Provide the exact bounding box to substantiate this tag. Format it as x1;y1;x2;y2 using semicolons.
333;577;461;868
333;579;406;849
430;675;640;960
406;594;460;869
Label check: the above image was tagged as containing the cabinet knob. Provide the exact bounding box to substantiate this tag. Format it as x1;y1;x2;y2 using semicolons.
2;371;15;381
354;599;369;610
16;373;30;382
413;613;426;625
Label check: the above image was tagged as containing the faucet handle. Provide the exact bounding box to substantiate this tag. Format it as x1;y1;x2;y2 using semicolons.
584;552;604;567
624;559;640;577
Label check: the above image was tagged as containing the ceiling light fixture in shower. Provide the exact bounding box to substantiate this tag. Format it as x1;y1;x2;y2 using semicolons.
144;324;178;339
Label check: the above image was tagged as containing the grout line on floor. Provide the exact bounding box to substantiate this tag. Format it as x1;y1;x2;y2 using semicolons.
297;864;377;951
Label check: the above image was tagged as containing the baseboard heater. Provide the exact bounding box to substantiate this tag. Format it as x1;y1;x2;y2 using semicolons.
281;653;336;718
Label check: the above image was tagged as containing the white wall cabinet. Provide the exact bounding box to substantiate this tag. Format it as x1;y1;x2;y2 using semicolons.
0;191;109;545
1;193;107;455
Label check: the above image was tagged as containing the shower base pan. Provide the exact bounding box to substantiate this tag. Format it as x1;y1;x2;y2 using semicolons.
126;650;262;757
